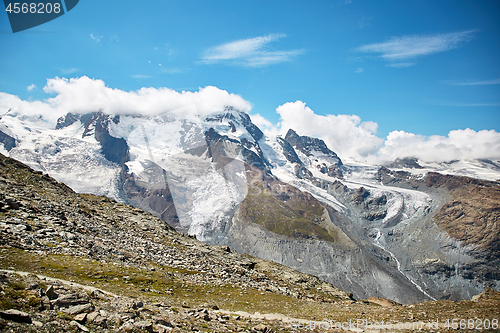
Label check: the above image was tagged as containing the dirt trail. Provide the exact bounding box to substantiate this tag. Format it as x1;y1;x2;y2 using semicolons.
1;269;367;331
0;269;118;297
2;269;450;333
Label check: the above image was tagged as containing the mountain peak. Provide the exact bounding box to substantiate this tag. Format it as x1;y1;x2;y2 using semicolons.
205;108;263;142
386;157;423;169
282;129;344;178
56;111;129;165
284;129;340;160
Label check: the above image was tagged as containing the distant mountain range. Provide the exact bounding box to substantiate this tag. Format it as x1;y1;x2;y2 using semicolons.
1;106;499;304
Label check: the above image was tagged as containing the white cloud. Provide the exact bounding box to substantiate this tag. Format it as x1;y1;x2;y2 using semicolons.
0;92;53;120
378;129;500;162
386;62;416;68
27;84;36;91
356;30;476;65
361;121;378;133
355;67;364;73
201;34;304;67
3;78;498;163
272;100;500;163
275;101;384;161
0;76;252;124
250;113;273;129
90;33;103;43
442;78;500;86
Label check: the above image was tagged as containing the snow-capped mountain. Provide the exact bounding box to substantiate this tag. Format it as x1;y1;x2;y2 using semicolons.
1;107;499;304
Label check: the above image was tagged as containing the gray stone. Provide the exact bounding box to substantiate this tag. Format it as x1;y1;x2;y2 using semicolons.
45;285;57;300
91;289;109;300
70;320;89;332
86;311;99;323
40;295;51;310
74;313;87;323
252;324;270;332
120;311;137;320
118;322;135;332
156;324;172;333
12;224;28;232
0;309;32;323
155;318;173;327
94;316;108;328
132;300;143;309
63;303;94;315
134;320;153;333
52;292;90;308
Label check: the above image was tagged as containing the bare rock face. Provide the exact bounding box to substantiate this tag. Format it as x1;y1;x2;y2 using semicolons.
284;129;344;178
471;287;500;302
385;157;424;169
0;129;16;151
284;129;340;162
375;166;500;258
427;173;500;259
56;112;130;166
276;137;302;165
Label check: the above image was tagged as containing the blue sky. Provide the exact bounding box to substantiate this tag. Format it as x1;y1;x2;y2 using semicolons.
1;0;499;139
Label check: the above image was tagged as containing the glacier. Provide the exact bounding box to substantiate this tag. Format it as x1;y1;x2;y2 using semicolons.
1;106;499;304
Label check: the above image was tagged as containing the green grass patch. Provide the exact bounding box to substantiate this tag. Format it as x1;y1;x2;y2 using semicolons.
240;183;336;242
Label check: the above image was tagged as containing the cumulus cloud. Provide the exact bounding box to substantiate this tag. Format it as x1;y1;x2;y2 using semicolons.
272;101;500;163
0;92;53;120
2;78;498;163
0;76;252;124
356;30;476;65
27;84;36;91
378;129;500;162
201;34;304;67
250;113;273;129
275;101;384;161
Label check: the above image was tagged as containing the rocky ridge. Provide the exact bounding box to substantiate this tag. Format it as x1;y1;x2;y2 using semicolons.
2;108;500;305
1;153;500;332
281;129;344;179
0;152;354;332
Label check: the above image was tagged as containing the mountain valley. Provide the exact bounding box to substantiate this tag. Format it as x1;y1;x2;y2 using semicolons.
0;107;499;307
1;152;500;332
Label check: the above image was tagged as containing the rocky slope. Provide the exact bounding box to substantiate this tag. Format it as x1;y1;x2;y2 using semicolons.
1;107;500;305
0;152;352;332
2;154;500;332
426;172;500;259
